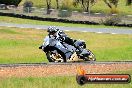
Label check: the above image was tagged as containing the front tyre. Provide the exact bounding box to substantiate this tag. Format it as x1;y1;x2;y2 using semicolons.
84;49;96;61
46;52;54;62
46;50;66;62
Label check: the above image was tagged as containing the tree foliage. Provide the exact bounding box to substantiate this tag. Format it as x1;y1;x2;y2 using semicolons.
61;0;73;10
103;0;119;8
103;0;119;13
23;1;33;13
126;0;132;6
73;0;96;12
0;0;22;6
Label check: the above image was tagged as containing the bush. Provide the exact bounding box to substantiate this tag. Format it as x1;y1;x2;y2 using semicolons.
60;0;73;10
58;0;72;17
110;8;119;14
58;10;72;17
23;1;33;13
103;16;121;25
0;0;22;6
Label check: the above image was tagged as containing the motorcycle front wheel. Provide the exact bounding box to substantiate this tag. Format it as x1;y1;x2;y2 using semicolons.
46;50;66;62
84;49;96;61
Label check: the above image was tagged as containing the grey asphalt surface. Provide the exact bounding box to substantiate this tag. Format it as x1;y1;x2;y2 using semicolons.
0;22;132;34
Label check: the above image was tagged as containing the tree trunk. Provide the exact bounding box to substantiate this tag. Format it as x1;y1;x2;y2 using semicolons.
84;0;90;12
103;0;112;8
46;0;51;14
126;0;132;6
56;0;59;9
47;6;51;14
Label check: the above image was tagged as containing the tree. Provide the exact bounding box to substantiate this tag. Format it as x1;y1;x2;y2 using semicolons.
0;0;22;6
46;0;51;14
103;0;119;13
73;0;96;12
58;0;72;17
23;1;33;13
126;0;132;6
103;0;119;8
56;0;59;9
61;0;73;10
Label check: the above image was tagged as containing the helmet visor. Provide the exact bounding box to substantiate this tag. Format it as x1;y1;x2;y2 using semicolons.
49;31;56;35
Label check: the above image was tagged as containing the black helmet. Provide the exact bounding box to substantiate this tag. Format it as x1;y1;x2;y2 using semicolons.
47;26;58;35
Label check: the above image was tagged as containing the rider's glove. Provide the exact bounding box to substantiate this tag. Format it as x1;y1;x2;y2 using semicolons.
39;46;42;49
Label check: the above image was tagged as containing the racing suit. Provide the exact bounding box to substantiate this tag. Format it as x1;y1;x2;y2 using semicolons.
48;29;76;46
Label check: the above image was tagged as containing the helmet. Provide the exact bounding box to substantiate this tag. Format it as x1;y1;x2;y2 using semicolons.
47;26;58;35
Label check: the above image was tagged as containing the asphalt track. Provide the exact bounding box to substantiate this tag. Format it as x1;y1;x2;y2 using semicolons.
0;22;132;34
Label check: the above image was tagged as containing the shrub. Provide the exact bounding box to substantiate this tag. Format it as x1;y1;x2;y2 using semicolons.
110;7;119;14
58;10;72;17
23;1;33;13
0;0;22;6
103;16;121;25
58;0;72;17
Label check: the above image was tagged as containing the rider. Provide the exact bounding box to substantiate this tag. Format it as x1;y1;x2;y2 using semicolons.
46;26;76;46
39;26;83;54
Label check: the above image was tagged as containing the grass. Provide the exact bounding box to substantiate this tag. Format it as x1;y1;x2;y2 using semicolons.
19;0;132;14
92;0;132;15
0;27;47;63
0;16;113;28
0;70;132;88
0;16;131;29
0;26;132;63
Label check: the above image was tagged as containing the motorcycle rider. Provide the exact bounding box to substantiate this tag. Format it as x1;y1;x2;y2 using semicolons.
39;26;94;62
39;26;84;56
46;26;76;47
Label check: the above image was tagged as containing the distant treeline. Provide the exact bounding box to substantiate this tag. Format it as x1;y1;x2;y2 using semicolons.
0;0;22;6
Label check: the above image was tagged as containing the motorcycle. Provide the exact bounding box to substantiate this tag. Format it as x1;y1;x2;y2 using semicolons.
39;36;96;62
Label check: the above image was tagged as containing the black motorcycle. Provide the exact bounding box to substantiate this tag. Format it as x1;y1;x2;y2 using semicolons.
39;36;96;62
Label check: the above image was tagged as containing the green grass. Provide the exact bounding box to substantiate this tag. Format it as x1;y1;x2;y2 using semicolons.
0;16;113;28
0;16;131;29
0;26;132;63
0;70;132;88
0;28;20;34
92;0;132;15
19;0;132;14
0;27;47;63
